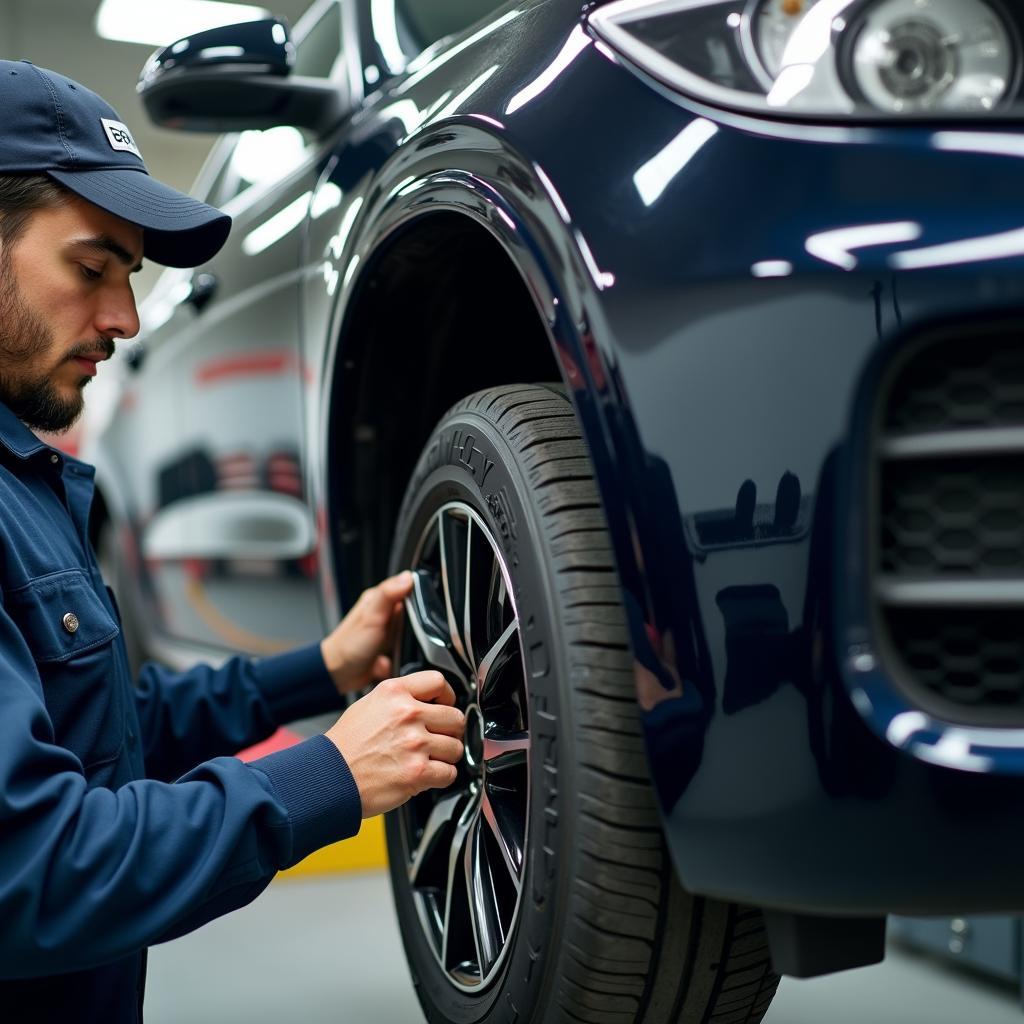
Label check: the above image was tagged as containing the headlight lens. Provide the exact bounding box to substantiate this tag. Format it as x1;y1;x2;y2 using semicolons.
849;0;1014;113
589;0;1022;120
753;0;830;82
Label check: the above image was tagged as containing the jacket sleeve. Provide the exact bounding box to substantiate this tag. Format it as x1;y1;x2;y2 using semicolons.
135;644;345;781
0;605;361;979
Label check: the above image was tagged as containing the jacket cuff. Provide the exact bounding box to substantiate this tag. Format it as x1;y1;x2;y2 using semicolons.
254;643;343;724
250;734;362;867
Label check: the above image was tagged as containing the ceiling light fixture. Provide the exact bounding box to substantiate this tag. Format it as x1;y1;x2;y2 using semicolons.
95;0;268;48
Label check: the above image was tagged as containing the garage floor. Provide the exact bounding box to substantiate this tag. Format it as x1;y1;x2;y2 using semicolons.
144;871;1024;1023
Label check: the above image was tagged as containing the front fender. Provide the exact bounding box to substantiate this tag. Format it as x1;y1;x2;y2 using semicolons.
303;119;654;679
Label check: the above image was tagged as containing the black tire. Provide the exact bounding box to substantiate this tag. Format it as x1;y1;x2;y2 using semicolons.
386;384;779;1024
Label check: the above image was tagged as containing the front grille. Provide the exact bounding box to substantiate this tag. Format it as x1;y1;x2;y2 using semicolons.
885;334;1024;434
881;458;1024;576
874;326;1024;724
887;608;1024;711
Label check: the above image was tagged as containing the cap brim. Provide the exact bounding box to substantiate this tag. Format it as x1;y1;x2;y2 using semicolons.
48;167;231;269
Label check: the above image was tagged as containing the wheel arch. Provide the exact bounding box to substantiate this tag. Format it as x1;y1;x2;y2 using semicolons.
313;132;646;728
325;206;565;605
311;127;710;910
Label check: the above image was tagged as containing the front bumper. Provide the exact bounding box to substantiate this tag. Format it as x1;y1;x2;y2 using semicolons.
552;55;1024;913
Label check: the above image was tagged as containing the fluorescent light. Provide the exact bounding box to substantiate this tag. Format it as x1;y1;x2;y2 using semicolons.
805;221;922;271
327;197;364;260
241;193;310;256
398;10;522;96
310;183;342;221
430;66;499;121
890;226;1024;271
371;0;405;74
506;26;591;115
751;260;794;279
633;118;718;207
534;164;571;224
96;0;268;48
932;131;1024;159
230;127;306;187
886;711;929;748
575;230;615;290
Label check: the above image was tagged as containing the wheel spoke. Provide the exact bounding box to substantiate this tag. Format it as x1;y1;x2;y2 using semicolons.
496;570;507;615
484;730;530;774
486;559;507;651
439;509;471;671
465;816;504;976
481;790;523;887
405;570;461;679
478;617;519;701
440;794;478;969
462;519;478;673
408;789;466;887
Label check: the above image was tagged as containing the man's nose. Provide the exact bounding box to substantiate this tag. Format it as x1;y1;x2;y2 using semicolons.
95;284;140;341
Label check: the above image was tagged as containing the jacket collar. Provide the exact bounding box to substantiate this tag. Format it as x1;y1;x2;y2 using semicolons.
0;400;56;460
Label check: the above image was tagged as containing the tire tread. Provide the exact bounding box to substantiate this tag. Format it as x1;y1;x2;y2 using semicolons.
430;386;778;1024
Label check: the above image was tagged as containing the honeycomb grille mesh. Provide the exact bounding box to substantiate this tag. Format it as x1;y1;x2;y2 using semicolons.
885;334;1024;434
888;608;1024;710
875;329;1024;721
881;458;1024;576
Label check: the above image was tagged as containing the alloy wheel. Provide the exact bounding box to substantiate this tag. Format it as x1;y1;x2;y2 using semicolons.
397;501;530;992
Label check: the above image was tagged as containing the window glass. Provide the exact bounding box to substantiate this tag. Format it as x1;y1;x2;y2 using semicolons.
394;0;507;53
293;1;343;78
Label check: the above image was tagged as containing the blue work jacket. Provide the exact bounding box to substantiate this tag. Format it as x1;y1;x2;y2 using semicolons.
0;403;361;1022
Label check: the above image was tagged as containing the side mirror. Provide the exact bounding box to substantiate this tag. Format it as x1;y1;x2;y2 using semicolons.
138;18;344;135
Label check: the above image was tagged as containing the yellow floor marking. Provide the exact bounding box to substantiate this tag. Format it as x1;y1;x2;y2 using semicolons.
278;814;388;879
182;575;386;879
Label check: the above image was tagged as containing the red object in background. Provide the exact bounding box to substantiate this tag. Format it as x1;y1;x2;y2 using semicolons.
236;727;302;761
265;450;303;498
36;425;81;457
217;451;259;490
194;351;314;386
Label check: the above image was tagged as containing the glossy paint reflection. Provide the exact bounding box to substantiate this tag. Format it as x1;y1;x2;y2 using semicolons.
633;118;719;207
806;221;922;271
104;0;1024;918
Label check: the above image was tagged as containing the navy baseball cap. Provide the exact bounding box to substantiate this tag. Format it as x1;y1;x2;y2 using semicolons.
0;60;230;268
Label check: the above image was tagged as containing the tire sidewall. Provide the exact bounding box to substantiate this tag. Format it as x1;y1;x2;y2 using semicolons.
387;407;574;1024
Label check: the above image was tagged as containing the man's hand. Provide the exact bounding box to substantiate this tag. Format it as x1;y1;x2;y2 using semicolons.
320;571;414;696
325;671;465;818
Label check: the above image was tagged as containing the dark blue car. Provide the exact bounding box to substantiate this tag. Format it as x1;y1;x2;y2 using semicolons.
85;0;1024;1020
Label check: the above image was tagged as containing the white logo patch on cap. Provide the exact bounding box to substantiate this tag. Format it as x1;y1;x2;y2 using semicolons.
100;118;141;159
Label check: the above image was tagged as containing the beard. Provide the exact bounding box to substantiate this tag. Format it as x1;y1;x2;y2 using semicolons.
0;253;110;433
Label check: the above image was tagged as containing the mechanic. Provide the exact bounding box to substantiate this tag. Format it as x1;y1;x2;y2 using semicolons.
0;61;465;1022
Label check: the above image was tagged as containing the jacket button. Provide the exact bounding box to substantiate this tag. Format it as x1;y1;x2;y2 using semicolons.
62;612;80;634
50;453;59;465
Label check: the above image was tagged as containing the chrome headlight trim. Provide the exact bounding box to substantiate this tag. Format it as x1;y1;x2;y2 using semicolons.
589;0;1023;122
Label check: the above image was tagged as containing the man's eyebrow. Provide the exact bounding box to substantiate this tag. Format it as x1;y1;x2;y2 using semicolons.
71;235;144;273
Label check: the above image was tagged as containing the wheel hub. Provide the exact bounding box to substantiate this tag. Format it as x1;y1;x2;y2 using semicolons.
463;704;485;775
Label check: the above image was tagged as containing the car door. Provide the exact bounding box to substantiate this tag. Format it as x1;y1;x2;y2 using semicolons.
133;0;348;657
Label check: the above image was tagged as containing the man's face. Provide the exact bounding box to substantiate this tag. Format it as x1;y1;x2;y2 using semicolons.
0;193;142;432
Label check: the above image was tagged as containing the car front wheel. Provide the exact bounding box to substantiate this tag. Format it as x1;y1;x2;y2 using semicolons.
386;384;778;1024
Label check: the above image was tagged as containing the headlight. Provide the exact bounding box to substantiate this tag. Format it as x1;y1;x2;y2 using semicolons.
589;0;1022;120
